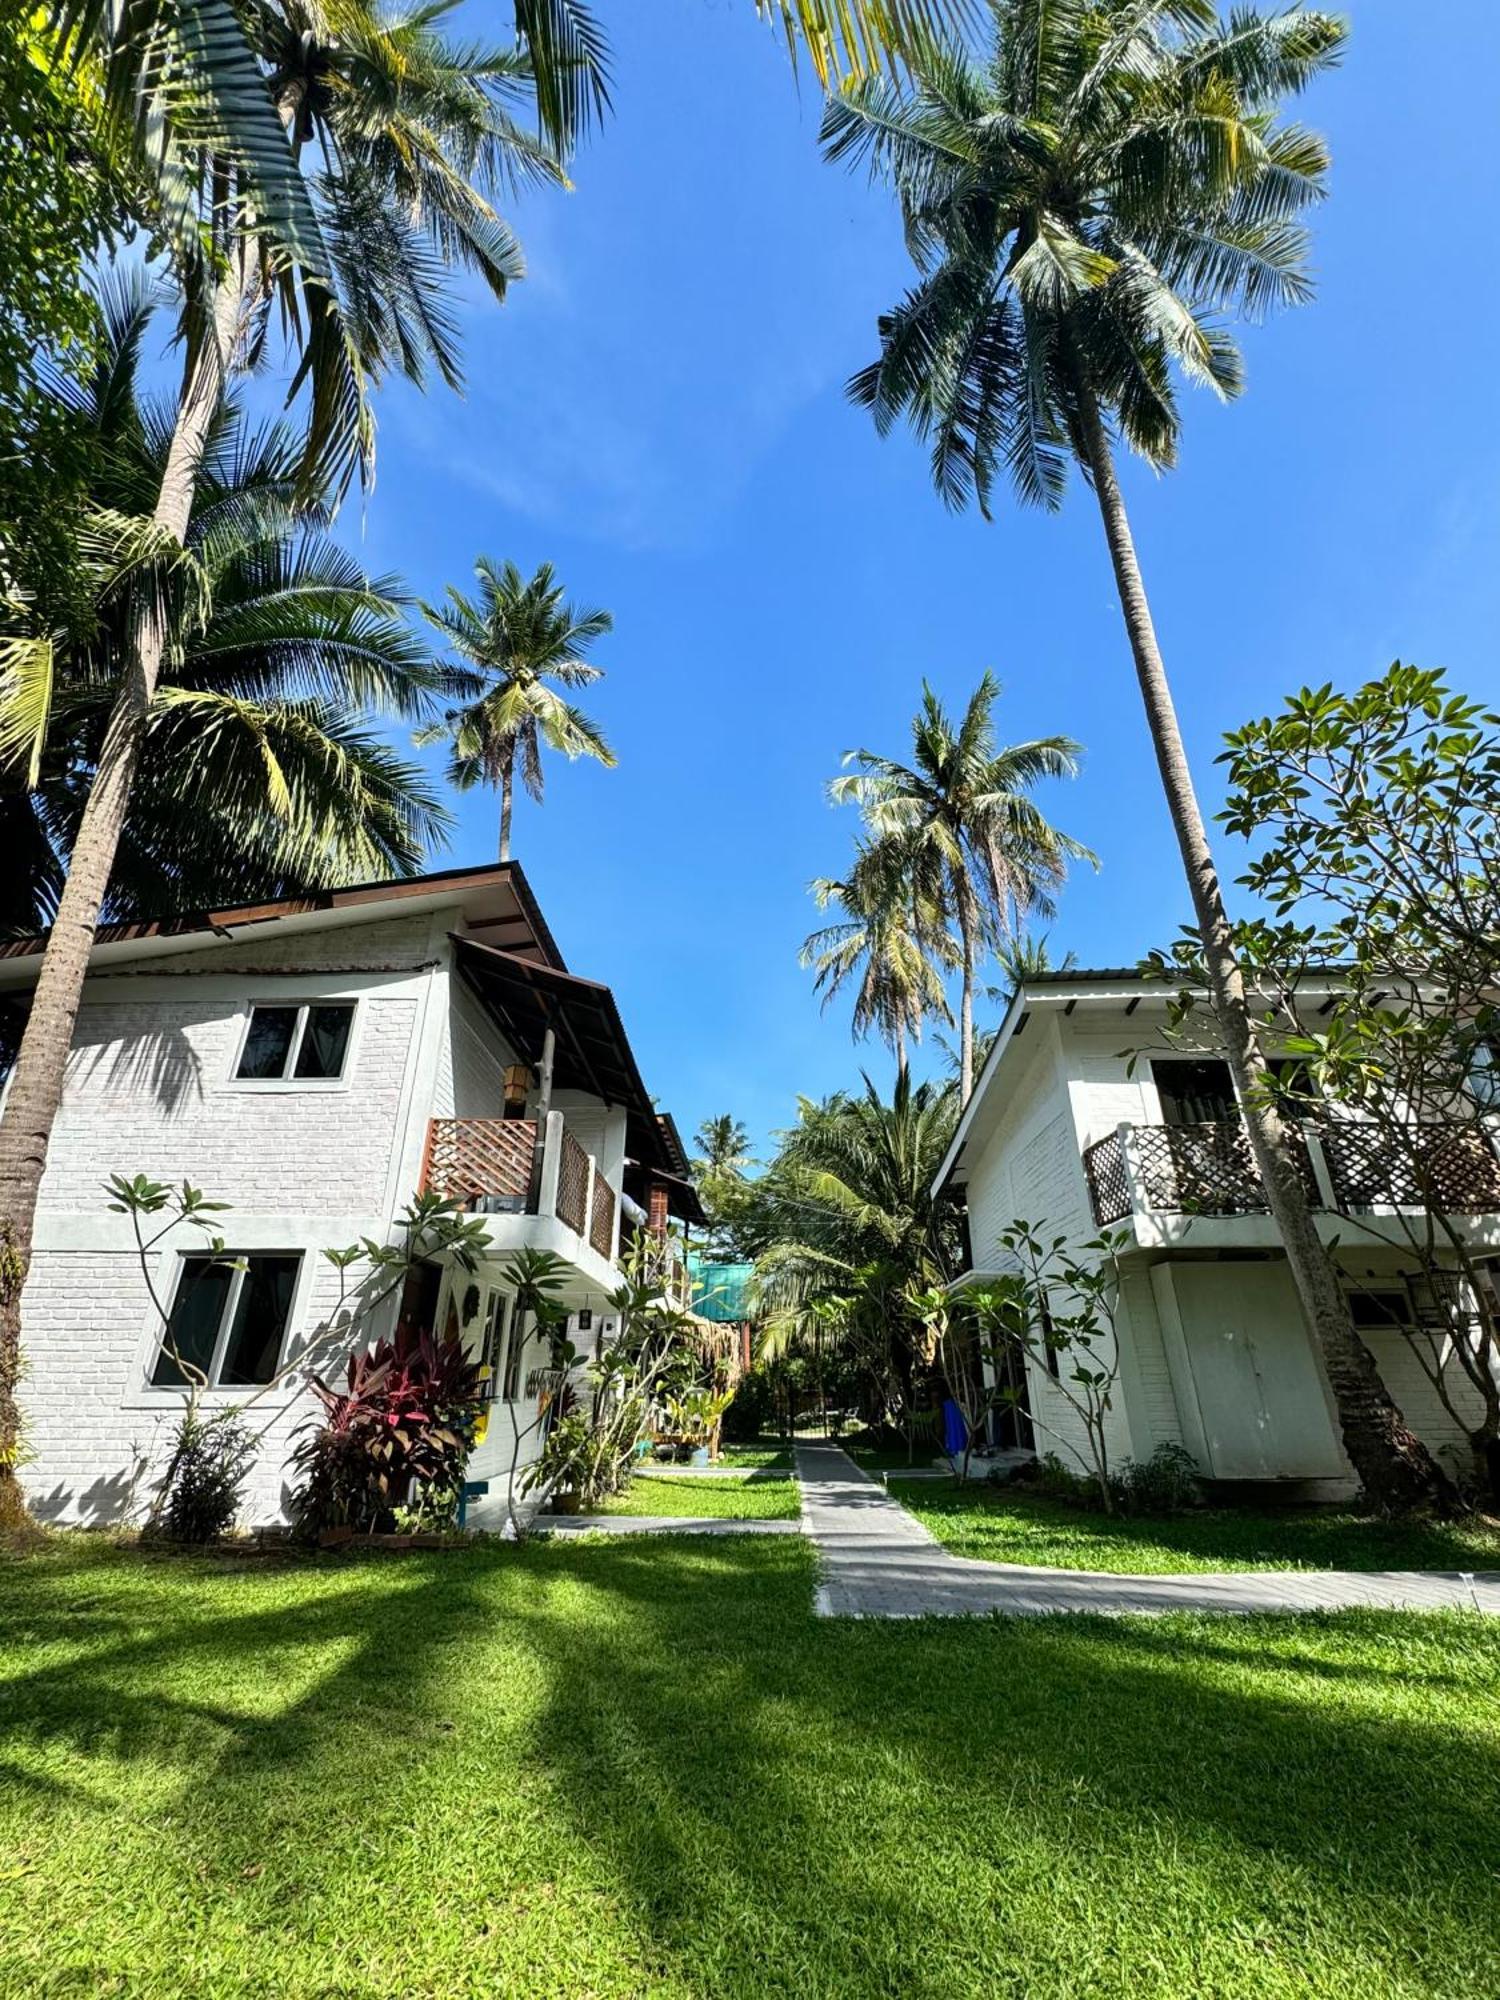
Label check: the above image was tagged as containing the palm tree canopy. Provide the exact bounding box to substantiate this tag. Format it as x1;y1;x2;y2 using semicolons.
803;836;956;1054
0;273;456;934
421;557;616;805
832;670;1094;934
64;0;573;496
821;0;1346;513
694;1115;754;1177
742;1071;961;1342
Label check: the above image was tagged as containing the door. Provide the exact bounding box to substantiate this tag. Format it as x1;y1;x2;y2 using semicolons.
1153;1262;1346;1480
1151;1059;1237;1126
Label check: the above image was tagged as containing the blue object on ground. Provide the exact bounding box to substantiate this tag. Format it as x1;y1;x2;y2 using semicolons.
942;1400;965;1456
458;1479;489;1529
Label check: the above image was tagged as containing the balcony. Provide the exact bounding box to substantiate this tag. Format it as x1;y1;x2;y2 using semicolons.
420;1113;620;1267
1084;1119;1500;1231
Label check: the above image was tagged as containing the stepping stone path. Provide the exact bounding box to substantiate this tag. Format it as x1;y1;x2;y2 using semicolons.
795;1442;1500;1621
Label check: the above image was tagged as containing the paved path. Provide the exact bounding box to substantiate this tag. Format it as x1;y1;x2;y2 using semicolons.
535;1514;803;1537
795;1442;1500;1620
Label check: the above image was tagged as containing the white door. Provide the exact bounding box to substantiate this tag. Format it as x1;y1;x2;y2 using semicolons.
1154;1263;1346;1479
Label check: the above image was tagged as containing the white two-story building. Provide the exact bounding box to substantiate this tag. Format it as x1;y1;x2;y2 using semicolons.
0;861;702;1529
934;969;1499;1498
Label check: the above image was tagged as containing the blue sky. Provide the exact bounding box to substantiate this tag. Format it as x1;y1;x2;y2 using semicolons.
351;0;1500;1159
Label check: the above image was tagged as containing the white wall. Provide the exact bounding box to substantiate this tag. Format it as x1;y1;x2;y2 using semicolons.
19;912;448;1525
960;1014;1135;1476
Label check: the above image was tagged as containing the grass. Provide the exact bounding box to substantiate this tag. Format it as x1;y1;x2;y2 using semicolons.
902;1485;1500;1575
1;1535;1498;1998
707;1440;793;1470
827;1428;942;1471
594;1471;800;1520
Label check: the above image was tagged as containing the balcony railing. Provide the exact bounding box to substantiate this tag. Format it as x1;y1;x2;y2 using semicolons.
1321;1123;1500;1213
420;1113;620;1262
1084;1117;1500;1227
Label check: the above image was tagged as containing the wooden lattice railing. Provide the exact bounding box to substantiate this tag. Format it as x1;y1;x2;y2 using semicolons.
555;1126;590;1235
1322;1123;1500;1213
589;1174;616;1260
1083;1121;1319;1224
1083;1132;1131;1225
422;1118;537;1208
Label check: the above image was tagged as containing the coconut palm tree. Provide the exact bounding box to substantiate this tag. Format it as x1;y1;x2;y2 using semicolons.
1;276;455;937
832;674;1091;1103
822;3;1446;1506
0;2;572;1528
693;1116;754;1178
802;837;956;1080
420;560;615;861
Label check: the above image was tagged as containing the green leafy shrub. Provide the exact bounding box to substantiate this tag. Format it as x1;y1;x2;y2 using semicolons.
156;1408;256;1543
1112;1443;1203;1515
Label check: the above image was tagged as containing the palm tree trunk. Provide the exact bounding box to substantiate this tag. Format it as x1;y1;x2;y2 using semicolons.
1068;371;1446;1507
499;742;515;862
894;1018;909;1088
0;275;243;1530
957;889;976;1107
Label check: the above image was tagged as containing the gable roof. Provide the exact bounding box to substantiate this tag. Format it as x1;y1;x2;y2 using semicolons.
0;861;563;984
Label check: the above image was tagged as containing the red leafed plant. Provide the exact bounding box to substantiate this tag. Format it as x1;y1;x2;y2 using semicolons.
288;1323;482;1535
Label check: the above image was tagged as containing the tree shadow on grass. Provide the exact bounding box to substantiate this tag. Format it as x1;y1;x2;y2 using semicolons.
2;1536;1499;1998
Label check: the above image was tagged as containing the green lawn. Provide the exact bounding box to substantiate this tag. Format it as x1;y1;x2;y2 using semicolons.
1;1537;1498;1998
830;1430;942;1471
710;1440;793;1470
903;1485;1500;1574
594;1471;800;1520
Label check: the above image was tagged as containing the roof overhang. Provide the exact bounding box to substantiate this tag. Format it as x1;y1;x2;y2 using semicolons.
452;934;701;1214
0;861;564;991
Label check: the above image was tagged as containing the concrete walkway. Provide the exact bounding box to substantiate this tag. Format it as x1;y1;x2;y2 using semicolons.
795;1442;1500;1621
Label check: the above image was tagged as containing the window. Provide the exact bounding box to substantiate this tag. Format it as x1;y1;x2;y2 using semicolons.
235;1001;354;1082
151;1253;301;1388
478;1291;510;1401
501;1307;526;1402
1037;1294;1061;1380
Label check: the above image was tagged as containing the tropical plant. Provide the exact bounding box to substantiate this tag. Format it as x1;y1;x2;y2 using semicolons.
155;1406;257;1543
803;835;956;1079
824;3;1446;1508
0;1;571;1529
958;1220;1129;1509
694;1114;753;1178
288;1322;483;1537
832;673;1091;1101
1;275;457;935
420;558;615;860
745;1071;960;1437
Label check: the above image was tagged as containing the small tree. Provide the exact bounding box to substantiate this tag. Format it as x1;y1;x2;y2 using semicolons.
1219;665;1500;1500
957;1223;1128;1511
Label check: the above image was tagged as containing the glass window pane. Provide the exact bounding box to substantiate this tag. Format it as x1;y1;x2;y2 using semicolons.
219;1255;300;1386
152;1258;235;1386
501;1308;526;1401
293;1003;354;1080
237;1006;298;1079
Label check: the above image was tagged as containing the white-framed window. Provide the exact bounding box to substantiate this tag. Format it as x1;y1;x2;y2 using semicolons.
233;1001;355;1084
150;1251;302;1388
477;1289;512;1402
500;1303;527;1402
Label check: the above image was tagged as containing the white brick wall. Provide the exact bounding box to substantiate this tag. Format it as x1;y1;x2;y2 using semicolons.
21;1246;358;1527
41;992;419;1215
